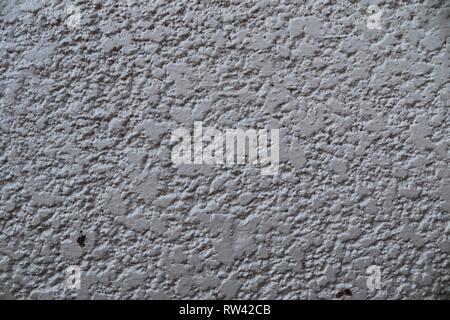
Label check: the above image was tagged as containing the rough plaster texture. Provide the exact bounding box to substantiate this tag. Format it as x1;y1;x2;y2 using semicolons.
0;0;449;300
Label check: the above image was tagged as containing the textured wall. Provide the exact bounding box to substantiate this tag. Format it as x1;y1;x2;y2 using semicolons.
0;0;449;300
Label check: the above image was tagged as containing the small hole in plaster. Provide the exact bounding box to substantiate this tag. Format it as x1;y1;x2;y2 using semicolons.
336;288;352;298
77;234;86;247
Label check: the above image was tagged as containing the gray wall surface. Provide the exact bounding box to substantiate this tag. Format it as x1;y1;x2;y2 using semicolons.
0;0;449;300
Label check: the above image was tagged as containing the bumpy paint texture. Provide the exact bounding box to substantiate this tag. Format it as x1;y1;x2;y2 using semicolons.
0;0;449;299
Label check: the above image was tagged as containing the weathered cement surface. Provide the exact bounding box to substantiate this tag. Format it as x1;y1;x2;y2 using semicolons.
0;0;449;299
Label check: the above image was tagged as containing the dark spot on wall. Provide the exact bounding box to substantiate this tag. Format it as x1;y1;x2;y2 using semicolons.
77;234;86;247
343;288;352;296
336;289;352;298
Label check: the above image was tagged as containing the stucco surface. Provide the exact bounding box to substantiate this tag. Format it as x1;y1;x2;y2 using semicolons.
0;0;449;299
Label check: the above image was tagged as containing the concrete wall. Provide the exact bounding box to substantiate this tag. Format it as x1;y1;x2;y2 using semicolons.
0;0;449;299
